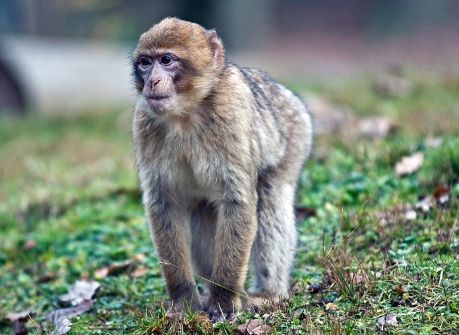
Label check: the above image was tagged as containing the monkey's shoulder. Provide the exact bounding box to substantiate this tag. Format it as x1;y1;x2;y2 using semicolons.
230;64;304;110
237;66;275;85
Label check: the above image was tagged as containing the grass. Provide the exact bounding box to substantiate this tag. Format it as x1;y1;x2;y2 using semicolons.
1;71;458;334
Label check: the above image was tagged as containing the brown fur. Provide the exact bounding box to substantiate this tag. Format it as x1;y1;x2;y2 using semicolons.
131;17;313;318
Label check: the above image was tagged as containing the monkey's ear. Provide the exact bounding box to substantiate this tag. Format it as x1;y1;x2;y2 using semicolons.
208;29;225;71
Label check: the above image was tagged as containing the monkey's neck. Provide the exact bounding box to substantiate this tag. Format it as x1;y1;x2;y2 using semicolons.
167;114;194;133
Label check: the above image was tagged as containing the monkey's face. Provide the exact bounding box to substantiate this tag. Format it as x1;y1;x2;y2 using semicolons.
132;18;225;118
134;52;180;114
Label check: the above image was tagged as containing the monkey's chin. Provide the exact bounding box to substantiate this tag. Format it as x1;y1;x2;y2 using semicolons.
146;97;172;115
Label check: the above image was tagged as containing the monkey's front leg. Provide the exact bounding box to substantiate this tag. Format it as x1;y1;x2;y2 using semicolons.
146;198;202;312
207;199;257;318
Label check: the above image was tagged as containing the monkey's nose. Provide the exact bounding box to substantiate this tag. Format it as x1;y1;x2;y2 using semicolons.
154;78;161;86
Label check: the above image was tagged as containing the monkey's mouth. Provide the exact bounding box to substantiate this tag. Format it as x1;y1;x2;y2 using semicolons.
146;95;170;101
145;95;171;113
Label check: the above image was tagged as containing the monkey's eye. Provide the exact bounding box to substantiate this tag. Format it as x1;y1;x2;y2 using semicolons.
138;57;152;67
160;55;173;66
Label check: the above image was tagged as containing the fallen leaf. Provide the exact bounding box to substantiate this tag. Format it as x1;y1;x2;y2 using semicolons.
395;285;407;295
415;196;434;213
94;267;110;279
22;239;37;250
51;316;72;335
6;311;34;322
132;252;146;261
395;152;423;176
237;319;272;335
46;300;94;323
130;265;148;278
437;193;449;205
376;313;398;330
433;185;449;198
433;185;450;205
94;252;147;279
325;302;339;311
358;116;398;138
59;279;100;306
6;311;36;335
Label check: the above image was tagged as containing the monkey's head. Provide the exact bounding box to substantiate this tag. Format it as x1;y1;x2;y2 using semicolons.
132;18;225;117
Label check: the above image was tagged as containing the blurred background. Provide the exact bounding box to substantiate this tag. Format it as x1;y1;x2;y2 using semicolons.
1;0;459;114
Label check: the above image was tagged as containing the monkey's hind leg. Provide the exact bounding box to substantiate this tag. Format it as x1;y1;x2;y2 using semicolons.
190;201;217;297
249;174;297;304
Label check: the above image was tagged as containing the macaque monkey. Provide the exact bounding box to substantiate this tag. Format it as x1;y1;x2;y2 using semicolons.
131;18;313;319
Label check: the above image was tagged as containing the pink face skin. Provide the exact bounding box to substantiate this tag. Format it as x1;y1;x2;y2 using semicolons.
135;52;180;114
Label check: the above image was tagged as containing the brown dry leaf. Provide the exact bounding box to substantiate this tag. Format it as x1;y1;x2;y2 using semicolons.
6;311;36;335
433;185;449;199
325;302;339;311
94;252;147;279
22;239;37;250
46;300;94;323
132;252;146;261
58;279;100;306
94;267;110;279
395;152;424;176
376;313;398;330
130;265;148;278
358;116;398;138
395;285;407;295
237;319;272;335
433;185;450;205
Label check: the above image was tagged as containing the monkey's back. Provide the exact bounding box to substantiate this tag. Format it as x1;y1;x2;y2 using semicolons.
236;66;313;179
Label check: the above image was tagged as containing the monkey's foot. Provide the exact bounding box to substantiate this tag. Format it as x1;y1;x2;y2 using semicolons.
208;309;234;323
241;292;286;312
165;310;185;321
